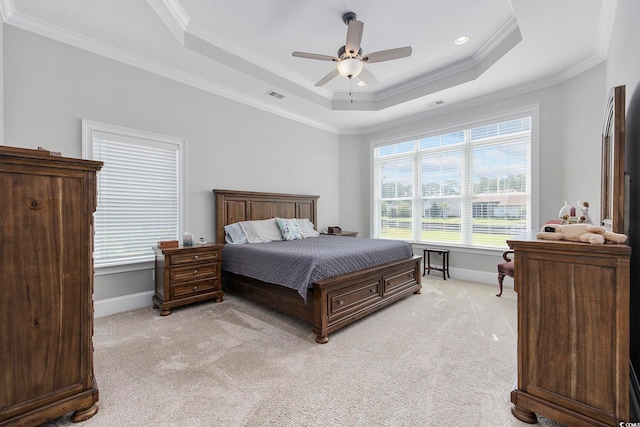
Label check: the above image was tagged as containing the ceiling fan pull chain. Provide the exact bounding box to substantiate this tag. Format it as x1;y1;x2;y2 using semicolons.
350;78;354;104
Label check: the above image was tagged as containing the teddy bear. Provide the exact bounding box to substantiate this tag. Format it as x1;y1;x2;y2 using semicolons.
536;223;627;245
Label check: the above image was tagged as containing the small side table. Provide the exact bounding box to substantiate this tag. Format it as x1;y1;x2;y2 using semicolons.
423;248;450;280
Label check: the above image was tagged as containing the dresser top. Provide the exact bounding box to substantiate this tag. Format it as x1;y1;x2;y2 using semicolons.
0;145;103;171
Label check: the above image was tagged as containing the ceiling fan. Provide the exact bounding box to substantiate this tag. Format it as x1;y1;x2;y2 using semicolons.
292;12;412;87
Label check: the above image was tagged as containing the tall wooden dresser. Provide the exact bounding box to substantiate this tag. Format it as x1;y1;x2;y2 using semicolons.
508;236;631;426
0;146;102;426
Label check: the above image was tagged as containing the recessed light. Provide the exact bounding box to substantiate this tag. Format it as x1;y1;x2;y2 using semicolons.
357;81;366;87
454;35;469;45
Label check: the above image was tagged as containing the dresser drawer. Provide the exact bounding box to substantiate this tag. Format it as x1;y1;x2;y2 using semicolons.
327;279;382;322
383;268;418;297
170;278;218;298
170;263;217;283
168;249;220;266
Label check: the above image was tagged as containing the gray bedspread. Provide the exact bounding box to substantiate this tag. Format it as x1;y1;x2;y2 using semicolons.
222;235;414;301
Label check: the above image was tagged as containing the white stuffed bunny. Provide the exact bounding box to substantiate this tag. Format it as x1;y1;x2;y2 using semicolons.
536;223;627;245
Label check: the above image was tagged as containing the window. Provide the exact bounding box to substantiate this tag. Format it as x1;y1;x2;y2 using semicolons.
82;120;185;269
373;114;532;249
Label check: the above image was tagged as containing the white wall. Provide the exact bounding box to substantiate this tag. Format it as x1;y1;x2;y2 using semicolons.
338;64;606;279
0;17;3;144
557;63;607;209
2;0;633;308
3;26;340;307
606;0;640;104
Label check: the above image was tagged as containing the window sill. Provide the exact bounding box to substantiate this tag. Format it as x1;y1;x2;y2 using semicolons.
94;260;155;276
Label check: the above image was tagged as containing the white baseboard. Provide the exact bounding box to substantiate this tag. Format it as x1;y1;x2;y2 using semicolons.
93;267;509;319
94;290;154;318
421;266;512;292
447;267;502;285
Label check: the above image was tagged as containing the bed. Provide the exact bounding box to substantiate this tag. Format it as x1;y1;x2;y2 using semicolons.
213;189;422;343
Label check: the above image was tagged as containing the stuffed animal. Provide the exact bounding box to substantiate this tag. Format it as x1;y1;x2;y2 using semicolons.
536;223;627;245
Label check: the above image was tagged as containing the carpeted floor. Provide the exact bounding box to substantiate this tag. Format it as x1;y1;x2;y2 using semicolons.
42;276;564;426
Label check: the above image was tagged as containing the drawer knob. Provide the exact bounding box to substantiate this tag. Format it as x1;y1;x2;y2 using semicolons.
338;300;344;305
194;255;199;260
193;270;198;275
370;288;375;293
193;285;198;290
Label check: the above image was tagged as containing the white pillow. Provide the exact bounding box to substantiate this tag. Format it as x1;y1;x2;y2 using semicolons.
224;222;247;244
239;218;284;243
298;218;320;238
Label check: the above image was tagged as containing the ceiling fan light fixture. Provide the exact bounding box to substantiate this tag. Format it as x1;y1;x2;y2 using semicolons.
337;58;363;79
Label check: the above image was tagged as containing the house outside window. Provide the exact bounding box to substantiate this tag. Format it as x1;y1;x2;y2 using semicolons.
372;113;533;249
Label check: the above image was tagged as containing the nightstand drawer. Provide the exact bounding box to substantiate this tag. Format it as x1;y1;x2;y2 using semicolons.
170;264;217;282
169;250;220;266
170;278;218;298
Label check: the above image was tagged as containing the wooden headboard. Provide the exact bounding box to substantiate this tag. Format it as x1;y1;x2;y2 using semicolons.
213;189;319;244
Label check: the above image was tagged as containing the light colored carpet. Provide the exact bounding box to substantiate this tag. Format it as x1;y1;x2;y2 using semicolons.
42;276;563;427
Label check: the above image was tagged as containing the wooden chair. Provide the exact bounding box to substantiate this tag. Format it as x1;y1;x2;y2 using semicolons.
497;250;514;297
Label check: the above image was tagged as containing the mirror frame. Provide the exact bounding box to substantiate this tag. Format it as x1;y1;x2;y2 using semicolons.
600;85;626;233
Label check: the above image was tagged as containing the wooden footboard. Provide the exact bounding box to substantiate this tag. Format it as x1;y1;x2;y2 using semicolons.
223;256;421;343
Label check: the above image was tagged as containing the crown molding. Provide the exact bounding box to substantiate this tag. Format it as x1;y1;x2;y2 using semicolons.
347;54;603;136
365;17;521;101
158;0;189;29
148;0;334;100
152;1;523;111
2;3;608;137
185;20;329;99
330;19;522;111
0;0;14;21
555;53;606;83
595;0;618;58
145;0;188;44
4;11;339;134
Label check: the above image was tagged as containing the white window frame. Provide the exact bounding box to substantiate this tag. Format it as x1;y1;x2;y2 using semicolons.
370;106;539;251
82;120;186;274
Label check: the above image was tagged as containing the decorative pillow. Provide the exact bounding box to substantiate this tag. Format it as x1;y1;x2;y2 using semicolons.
298;218;320;238
275;217;304;241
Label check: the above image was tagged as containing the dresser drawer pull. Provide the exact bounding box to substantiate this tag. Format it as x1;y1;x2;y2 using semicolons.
193;270;198;275
338;300;344;305
370;288;375;293
193;285;198;290
194;255;199;260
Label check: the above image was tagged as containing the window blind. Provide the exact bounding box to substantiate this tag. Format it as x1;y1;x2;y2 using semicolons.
84;123;183;268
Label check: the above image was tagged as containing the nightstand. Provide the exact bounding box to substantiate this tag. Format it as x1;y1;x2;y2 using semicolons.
153;243;224;315
321;230;358;237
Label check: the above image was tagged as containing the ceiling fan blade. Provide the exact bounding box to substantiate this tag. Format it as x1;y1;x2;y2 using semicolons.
315;69;340;87
292;51;339;62
362;46;412;63
357;66;379;86
345;20;364;55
